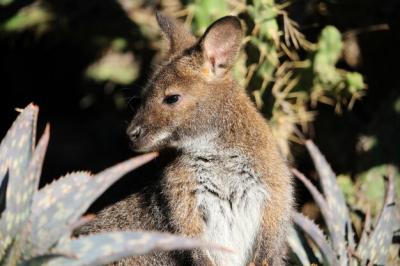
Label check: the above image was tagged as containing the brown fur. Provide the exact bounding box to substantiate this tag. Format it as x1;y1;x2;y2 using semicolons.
79;13;293;266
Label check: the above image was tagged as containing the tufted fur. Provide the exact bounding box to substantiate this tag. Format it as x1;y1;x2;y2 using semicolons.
79;12;293;266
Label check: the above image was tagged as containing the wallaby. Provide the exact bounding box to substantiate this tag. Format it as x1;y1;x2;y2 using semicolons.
80;12;293;266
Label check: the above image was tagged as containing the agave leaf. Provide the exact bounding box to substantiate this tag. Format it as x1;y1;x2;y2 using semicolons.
292;211;338;265
0;104;37;197
0;104;38;257
287;226;311;266
20;253;70;266
29;153;158;255
0;126;48;263
12;126;49;226
46;231;224;266
29;171;92;252
357;207;371;256
0;238;15;266
356;168;396;265
0;126;49;263
291;168;334;223
305;140;354;261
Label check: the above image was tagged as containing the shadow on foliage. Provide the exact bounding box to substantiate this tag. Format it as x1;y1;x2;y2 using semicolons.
0;0;157;198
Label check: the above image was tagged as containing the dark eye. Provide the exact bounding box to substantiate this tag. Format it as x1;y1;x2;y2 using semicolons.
163;94;181;105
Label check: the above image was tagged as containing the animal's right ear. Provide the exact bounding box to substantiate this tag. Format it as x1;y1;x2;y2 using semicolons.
156;11;196;56
198;16;242;80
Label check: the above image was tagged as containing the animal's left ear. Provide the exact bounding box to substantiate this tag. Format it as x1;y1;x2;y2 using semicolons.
156;11;196;56
199;16;242;79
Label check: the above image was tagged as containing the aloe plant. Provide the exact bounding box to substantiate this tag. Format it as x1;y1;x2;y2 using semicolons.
288;140;399;265
0;104;216;266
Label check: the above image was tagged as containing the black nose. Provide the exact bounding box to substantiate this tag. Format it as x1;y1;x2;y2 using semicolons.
128;126;142;139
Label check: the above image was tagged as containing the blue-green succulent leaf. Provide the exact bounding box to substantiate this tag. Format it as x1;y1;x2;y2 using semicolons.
17;126;49;222
357;169;396;265
29;153;158;255
292;211;338;265
287;226;311;266
0;104;37;200
47;231;223;266
2;126;49;262
20;253;69;266
305;140;354;262
292;169;333;224
0;104;38;257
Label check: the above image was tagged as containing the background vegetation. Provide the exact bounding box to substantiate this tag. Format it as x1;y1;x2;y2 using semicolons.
0;0;399;264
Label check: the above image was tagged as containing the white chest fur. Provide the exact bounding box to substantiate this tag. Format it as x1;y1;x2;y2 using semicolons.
184;151;268;266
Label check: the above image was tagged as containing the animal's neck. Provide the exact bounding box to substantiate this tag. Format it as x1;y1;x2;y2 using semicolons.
179;130;220;155
175;81;269;164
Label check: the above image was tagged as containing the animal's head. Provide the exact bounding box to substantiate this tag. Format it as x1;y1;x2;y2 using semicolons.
127;12;243;152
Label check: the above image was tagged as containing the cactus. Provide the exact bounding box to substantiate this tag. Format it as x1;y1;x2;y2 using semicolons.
313;26;343;86
176;0;365;157
310;26;365;111
0;104;218;266
289;140;399;266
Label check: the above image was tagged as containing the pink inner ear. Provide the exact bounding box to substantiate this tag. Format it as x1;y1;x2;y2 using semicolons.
205;37;235;67
202;17;242;77
209;56;216;72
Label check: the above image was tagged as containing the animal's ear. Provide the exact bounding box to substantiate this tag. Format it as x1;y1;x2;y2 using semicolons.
156;11;196;56
199;16;242;79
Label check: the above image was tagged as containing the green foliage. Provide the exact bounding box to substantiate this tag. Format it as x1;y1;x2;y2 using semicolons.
314;26;343;85
394;97;400;113
336;175;355;205
354;166;400;217
84;38;139;85
309;26;364;111
0;3;52;32
189;0;229;34
290;140;399;265
346;72;364;94
0;104;215;266
0;0;14;7
1;0;366;155
180;0;365;156
85;51;138;85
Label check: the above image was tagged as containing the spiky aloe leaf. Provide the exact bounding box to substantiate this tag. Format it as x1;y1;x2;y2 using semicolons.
356;168;396;265
291;168;332;223
1;125;49;264
292;211;338;265
46;231;226;266
0;104;37;202
28;153;158;256
27;171;92;255
305;140;354;263
19;254;68;266
287;226;311;266
0;104;38;257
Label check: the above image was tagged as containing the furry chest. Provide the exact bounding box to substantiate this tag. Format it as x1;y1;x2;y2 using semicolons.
190;156;268;266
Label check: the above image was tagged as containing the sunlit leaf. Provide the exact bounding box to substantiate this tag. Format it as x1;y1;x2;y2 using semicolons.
48;231;225;266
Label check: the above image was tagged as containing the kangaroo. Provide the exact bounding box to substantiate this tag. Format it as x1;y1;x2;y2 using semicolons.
80;12;293;266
